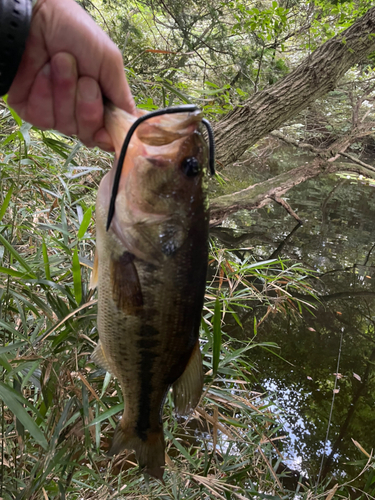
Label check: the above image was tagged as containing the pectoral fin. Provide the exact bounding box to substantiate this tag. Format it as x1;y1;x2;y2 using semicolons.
111;251;143;314
172;341;203;415
91;340;113;373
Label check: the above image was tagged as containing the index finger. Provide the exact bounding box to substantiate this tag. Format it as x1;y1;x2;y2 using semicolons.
99;49;136;115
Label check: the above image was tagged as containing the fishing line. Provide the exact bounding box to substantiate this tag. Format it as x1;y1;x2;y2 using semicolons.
106;105;215;231
315;327;344;491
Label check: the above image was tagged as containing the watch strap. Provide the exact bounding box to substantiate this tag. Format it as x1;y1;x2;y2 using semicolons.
0;0;32;96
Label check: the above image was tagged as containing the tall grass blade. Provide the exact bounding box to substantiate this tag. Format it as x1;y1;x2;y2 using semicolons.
0;341;26;354
42;241;51;280
213;297;222;376
77;206;92;239
0;234;36;276
0;184;13;223
5;100;22;126
0;266;34;278
72;247;82;305
0;382;48;449
90;402;124;426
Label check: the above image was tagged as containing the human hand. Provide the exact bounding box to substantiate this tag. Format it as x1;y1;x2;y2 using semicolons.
7;0;135;149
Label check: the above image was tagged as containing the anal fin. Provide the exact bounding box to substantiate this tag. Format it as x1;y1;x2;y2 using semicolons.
91;340;113;373
173;341;203;415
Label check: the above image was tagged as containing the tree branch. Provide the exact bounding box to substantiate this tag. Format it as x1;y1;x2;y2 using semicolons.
338;151;375;173
209;158;375;225
214;7;375;166
271;131;375;173
271;195;303;223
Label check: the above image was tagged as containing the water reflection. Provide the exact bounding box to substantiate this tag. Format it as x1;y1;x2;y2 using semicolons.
213;156;375;490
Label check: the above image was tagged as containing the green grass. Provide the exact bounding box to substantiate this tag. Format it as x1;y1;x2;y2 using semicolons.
2;101;373;500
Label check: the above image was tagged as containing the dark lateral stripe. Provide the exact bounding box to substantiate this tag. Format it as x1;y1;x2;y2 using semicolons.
136;325;160;441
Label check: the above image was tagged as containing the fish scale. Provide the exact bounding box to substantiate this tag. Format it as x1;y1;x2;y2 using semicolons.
91;105;209;479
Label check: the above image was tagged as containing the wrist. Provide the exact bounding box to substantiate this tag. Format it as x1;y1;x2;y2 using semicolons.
0;0;33;96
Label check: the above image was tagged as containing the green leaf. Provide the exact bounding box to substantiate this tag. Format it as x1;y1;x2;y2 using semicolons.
162;81;191;103
20;122;32;146
21;360;42;389
62;141;81;168
213;298;222;376
0;184;13;223
0;318;29;342
0;234;36;276
90;403;124;426
0;341;26;354
77;206;92;239
0;266;34;279
42;136;77;164
6;101;23;126
0;382;48;449
72;247;82;304
100;371;112;398
42;241;51;281
164;428;198;467
0;354;13;372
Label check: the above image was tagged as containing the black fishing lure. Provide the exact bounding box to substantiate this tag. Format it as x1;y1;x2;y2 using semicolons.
106;105;215;231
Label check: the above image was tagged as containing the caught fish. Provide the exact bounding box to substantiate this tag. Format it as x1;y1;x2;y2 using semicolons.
91;104;211;479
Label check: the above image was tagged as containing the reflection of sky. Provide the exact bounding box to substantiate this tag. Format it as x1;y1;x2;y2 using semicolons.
219;156;375;481
262;379;332;476
226;169;375;278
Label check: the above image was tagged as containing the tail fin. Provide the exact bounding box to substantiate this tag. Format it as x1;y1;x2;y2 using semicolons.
108;422;165;480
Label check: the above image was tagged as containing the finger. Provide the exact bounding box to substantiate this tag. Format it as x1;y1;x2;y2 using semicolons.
94;128;115;151
99;49;136;114
76;77;103;147
25;63;54;129
51;52;78;136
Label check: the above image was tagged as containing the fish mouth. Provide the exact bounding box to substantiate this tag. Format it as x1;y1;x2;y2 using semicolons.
105;105;203;154
104;104;207;233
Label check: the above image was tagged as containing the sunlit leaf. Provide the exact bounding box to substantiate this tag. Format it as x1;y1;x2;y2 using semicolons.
77;206;92;239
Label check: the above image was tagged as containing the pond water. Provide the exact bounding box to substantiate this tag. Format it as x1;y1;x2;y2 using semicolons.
214;148;375;492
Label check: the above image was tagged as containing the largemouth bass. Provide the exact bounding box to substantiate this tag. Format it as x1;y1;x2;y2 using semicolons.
91;105;210;479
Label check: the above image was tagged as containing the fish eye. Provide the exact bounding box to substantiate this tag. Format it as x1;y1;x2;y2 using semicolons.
181;157;200;177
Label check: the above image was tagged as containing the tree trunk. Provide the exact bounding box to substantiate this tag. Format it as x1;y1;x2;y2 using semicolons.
214;6;375;166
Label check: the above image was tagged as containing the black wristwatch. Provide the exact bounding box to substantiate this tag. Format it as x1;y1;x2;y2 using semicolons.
0;0;33;96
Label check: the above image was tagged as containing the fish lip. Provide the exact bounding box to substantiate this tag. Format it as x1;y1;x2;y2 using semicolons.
105;105;203;153
142;109;203;137
104;104;208;233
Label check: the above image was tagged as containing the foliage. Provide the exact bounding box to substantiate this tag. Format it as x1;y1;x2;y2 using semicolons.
0;103;323;498
80;0;373;114
3;0;375;497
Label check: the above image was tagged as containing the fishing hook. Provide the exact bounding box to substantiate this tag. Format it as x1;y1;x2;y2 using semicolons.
106;105;215;231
